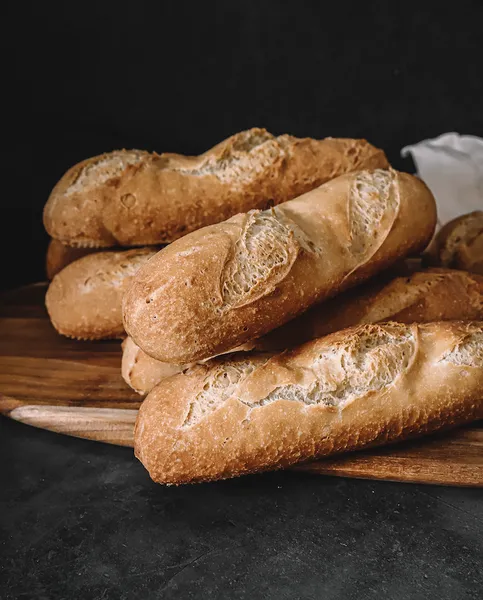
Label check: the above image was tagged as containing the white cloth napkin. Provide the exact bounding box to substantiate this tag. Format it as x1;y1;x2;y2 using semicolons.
401;133;483;228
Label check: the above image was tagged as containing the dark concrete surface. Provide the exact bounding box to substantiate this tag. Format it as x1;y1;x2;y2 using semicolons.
0;417;481;600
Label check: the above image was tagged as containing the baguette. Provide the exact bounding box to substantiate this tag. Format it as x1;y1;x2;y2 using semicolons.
259;267;483;349
425;211;483;275
135;321;483;484
43;128;388;248
46;248;157;340
123;168;437;363
46;239;104;279
122;268;483;394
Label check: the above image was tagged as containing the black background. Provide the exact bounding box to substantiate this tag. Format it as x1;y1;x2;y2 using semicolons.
4;1;483;290
2;3;483;599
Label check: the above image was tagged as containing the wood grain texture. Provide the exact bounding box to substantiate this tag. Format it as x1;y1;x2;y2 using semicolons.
292;427;483;487
0;284;142;408
0;284;481;486
8;404;137;447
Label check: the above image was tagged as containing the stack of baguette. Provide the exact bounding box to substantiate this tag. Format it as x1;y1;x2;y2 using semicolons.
43;128;483;485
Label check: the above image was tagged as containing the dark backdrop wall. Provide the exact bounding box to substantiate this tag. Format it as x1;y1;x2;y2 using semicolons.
4;1;483;291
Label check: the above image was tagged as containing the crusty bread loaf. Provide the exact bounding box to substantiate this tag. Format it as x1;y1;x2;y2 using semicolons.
46;248;157;339
135;321;483;484
259;267;483;349
425;211;483;274
123;168;437;364
46;239;104;279
122;268;483;394
43;128;388;248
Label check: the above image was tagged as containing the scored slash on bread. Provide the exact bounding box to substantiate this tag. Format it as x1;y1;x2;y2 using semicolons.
123;168;437;364
121;268;483;395
134;321;483;484
43;128;388;248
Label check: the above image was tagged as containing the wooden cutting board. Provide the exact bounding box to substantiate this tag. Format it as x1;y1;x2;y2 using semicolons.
1;283;482;487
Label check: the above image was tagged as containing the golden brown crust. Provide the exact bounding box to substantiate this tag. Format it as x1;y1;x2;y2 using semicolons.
257;268;483;349
43;129;389;248
46;248;157;340
123;268;483;395
121;337;257;395
123;169;437;363
135;321;483;485
46;239;106;279
121;337;186;395
425;211;483;274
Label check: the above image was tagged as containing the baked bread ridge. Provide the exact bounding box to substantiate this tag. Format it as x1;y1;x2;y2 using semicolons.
122;268;483;394
46;239;107;279
134;321;483;485
43;128;389;248
121;336;257;395
425;211;483;274
123;168;437;363
122;336;191;395
46;248;157;340
257;267;483;349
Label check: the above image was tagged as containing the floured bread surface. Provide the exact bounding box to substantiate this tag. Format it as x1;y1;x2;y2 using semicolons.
220;168;401;311
171;129;282;185
440;330;483;366
81;251;155;292
44;150;153;247
134;321;483;484
183;359;261;427
252;325;414;409
44;128;389;247
123;168;436;364
46;248;156;340
183;324;414;428
65;151;147;197
221;210;314;309
349;169;398;256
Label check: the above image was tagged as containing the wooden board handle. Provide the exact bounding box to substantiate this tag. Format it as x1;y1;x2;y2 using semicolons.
5;402;137;447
